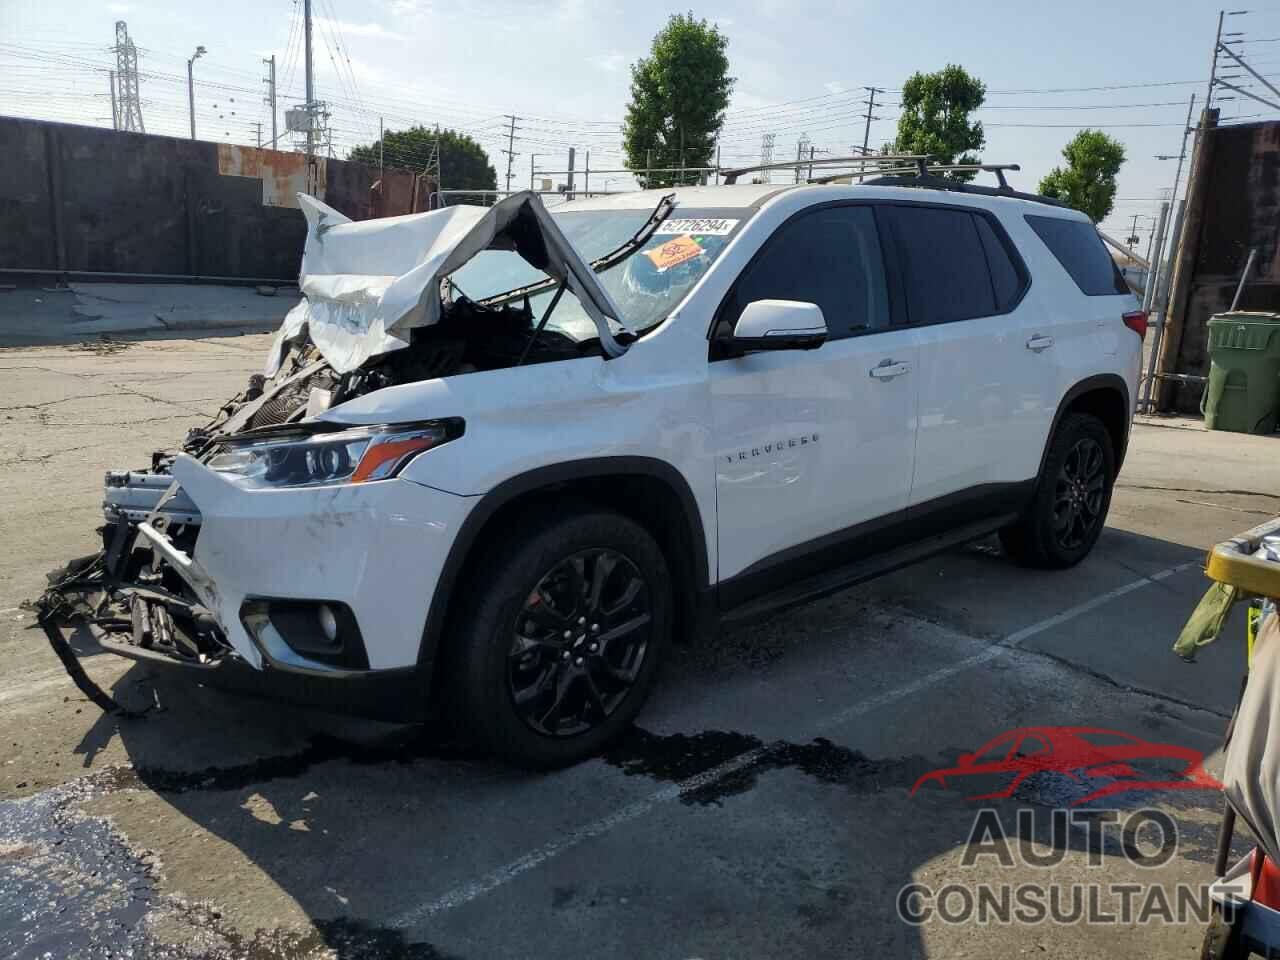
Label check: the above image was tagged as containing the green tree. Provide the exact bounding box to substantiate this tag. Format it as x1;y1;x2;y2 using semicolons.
893;65;986;180
622;13;733;188
348;126;497;202
1038;129;1127;223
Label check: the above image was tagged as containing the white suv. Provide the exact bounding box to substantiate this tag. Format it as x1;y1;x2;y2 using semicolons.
81;179;1144;767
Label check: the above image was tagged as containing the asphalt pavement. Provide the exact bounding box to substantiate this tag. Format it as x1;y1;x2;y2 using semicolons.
0;330;1277;959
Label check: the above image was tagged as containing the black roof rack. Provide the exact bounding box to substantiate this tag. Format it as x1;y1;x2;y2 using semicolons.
857;163;1070;209
718;155;1069;209
721;153;929;185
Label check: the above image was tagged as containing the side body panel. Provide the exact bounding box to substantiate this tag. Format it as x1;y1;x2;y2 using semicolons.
709;329;918;581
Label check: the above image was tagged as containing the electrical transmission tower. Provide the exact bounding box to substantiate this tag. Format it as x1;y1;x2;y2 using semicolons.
113;21;144;132
759;132;776;183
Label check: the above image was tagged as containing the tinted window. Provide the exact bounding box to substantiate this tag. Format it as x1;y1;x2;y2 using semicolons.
974;215;1022;311
885;206;996;324
1025;214;1130;296
726;206;890;339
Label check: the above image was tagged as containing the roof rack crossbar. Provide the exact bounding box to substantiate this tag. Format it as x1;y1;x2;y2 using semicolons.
721;153;932;185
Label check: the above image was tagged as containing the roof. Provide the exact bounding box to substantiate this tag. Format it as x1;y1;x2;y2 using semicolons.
552;180;1087;219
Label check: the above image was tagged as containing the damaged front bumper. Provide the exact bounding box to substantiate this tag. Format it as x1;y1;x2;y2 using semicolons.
85;454;473;720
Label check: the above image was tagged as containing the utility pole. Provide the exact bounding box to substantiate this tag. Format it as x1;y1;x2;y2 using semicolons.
186;44;206;140
860;86;883;155
501;114;521;193
795;134;810;184
113;21;145;132
1155;9;1231;410
262;55;277;149
303;0;316;158
254;122;262;148
378;117;384;177
109;71;118;130
1127;214;1142;247
679;128;685;186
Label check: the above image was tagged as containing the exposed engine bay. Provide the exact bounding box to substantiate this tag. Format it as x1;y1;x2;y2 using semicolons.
43;291;602;673
37;189;673;686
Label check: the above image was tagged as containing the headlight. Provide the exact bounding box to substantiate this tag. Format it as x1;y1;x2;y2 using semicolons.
206;419;462;489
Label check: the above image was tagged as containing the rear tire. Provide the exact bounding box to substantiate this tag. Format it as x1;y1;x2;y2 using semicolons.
451;507;672;769
1000;412;1115;569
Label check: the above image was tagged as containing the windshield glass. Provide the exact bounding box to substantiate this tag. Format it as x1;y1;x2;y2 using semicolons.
448;206;748;341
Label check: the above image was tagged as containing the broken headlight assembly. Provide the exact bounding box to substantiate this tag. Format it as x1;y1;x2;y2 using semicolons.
205;419;464;489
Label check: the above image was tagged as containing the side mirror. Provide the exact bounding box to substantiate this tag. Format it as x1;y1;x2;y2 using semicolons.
725;300;827;357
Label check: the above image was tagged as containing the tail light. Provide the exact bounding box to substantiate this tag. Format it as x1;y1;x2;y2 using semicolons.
1122;310;1148;339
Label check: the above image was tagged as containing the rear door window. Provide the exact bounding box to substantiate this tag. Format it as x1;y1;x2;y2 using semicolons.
720;205;890;340
883;205;996;325
1025;214;1130;296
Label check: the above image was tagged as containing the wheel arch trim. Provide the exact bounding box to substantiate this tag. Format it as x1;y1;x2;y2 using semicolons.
415;456;711;671
1037;374;1131;480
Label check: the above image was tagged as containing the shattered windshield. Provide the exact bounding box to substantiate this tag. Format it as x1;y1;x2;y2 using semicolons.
448;206;748;341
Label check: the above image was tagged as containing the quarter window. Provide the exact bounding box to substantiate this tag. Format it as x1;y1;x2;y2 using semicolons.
883;205;998;325
722;206;890;340
1025;214;1130;296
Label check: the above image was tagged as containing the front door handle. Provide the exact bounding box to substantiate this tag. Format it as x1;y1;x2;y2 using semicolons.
869;359;911;380
1026;335;1055;352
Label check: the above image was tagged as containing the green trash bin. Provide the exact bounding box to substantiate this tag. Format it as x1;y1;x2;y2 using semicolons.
1202;312;1280;434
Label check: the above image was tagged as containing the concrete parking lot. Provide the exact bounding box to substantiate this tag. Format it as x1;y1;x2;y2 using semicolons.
0;331;1276;958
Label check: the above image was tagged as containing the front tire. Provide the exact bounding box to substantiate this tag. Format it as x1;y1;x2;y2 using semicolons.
451;507;672;768
1000;412;1115;569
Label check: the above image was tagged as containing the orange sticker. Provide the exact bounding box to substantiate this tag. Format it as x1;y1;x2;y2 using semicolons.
645;234;704;272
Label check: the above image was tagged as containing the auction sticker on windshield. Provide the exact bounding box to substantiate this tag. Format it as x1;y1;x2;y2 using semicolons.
646;235;705;272
652;218;739;236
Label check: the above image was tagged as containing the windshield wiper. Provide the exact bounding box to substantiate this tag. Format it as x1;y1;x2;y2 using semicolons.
477;193;676;310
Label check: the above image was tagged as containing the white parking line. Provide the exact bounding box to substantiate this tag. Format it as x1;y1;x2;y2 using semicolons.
1002;559;1199;648
392;558;1202;929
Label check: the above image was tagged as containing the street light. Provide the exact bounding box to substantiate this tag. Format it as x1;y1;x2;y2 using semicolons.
187;45;207;140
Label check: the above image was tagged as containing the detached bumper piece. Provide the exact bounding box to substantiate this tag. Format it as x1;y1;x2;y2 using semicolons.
40;503;235;670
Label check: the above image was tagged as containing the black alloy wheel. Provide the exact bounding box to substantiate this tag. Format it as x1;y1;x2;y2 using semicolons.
508;548;653;737
451;507;671;768
999;412;1115;569
1052;436;1107;551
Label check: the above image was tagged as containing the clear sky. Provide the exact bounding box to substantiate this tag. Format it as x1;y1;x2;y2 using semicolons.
3;0;1279;241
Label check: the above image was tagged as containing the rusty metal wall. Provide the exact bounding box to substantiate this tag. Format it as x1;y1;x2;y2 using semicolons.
0;117;413;280
1170;120;1280;411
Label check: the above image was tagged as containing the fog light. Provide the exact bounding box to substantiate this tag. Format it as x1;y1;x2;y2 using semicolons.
317;604;339;643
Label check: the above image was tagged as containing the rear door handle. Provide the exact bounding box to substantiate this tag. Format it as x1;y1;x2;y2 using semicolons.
869;359;911;380
1026;335;1055;352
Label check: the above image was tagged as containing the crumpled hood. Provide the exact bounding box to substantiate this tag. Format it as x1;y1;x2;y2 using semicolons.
266;190;629;376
